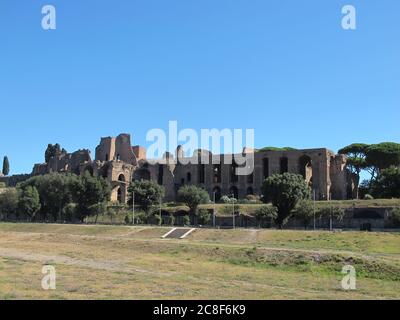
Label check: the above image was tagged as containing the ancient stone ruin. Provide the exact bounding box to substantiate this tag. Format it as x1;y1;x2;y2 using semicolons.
32;133;354;203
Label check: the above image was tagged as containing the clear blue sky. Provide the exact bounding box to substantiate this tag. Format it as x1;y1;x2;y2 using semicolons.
0;0;399;174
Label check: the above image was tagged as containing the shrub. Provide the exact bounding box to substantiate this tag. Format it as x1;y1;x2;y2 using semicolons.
153;212;162;226
106;207;117;223
254;206;277;228
294;200;314;229
220;205;240;215
197;208;211;225
89;202;108;223
220;195;237;204
318;206;346;222
124;211;132;225
125;210;147;225
183;215;190;226
167;213;175;226
389;207;400;227
0;188;18;220
63;203;77;222
244;194;261;204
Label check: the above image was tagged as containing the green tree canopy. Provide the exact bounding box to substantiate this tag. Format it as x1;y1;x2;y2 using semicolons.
177;185;210;216
365;143;400;172
370;166;400;199
45;144;67;163
254;205;277;228
338;143;369;174
317;206;346;222
18;186;41;221
20;173;77;221
262;173;311;229
338;143;369;198
71;172;111;221
2;156;10;176
20;172;110;222
128;179;165;215
0;188;18;220
294;200;315;229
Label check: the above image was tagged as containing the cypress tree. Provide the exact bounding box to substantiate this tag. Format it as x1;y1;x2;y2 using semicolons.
2;156;9;176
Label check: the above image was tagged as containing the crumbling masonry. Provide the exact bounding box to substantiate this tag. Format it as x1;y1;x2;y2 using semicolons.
32;133;354;203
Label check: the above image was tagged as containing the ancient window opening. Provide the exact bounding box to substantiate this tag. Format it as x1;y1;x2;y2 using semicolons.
229;186;239;199
213;186;222;202
246;187;254;195
187;172;192;183
299;155;313;186
230;161;238;183
198;164;205;183
105;154;109;161
118;174;125;182
158;165;163;185
213;164;221;183
117;187;122;203
247;172;254;184
280;157;288;174
263;158;269;179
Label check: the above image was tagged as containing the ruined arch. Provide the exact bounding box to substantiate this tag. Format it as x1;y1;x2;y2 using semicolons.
198;164;205;183
212;186;222;202
299;155;313;185
213;164;221;183
117;187;122;203
229;186;239;199
118;174;126;182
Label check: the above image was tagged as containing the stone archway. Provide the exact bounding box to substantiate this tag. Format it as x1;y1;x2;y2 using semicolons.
212;186;222;202
299;155;313;186
117;187;122;203
229;186;239;199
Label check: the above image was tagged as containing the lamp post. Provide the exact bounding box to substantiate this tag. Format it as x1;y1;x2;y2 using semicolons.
231;194;235;229
159;195;162;226
313;189;316;230
213;191;216;228
132;191;135;225
329;192;333;231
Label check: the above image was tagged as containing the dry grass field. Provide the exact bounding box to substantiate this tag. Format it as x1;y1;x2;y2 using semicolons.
0;223;399;300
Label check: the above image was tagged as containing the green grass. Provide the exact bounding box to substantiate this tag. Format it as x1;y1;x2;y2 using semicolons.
0;223;399;299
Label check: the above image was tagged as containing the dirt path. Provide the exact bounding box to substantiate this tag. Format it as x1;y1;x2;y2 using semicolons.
0;247;172;277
